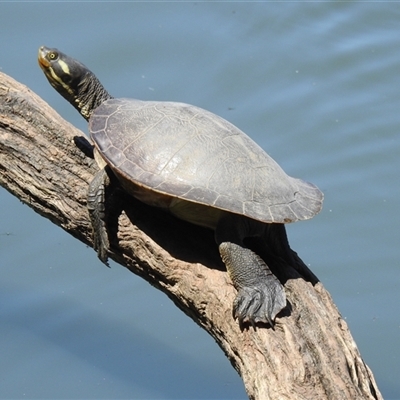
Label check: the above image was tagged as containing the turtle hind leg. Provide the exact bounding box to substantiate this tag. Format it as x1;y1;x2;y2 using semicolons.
215;215;286;328
219;242;286;328
87;168;110;266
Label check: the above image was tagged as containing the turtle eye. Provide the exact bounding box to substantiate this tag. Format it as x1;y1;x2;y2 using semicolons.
48;51;58;61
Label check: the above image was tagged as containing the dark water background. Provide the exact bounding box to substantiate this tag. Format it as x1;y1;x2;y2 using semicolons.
1;3;399;399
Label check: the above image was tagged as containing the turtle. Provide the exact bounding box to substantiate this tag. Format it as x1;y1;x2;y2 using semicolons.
38;46;323;327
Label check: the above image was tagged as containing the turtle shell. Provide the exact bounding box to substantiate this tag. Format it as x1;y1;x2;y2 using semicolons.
89;98;323;224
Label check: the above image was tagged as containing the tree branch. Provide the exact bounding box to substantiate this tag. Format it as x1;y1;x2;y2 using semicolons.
0;72;382;400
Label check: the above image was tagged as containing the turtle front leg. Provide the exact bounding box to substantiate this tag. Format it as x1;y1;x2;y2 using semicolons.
87;168;110;265
216;215;286;328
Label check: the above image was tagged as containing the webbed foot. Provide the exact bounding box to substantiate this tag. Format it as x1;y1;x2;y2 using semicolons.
233;276;286;327
219;242;286;327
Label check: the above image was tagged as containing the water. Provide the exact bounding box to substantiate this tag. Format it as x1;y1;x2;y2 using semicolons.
1;3;399;399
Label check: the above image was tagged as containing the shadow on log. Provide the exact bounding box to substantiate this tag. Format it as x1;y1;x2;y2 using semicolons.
0;72;382;400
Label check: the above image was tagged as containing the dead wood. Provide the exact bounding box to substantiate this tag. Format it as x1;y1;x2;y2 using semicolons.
0;71;382;400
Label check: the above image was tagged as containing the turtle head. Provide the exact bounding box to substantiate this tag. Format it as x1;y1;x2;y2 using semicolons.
38;46;112;121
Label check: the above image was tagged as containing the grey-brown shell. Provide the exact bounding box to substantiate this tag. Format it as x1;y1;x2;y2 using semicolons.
89;98;323;223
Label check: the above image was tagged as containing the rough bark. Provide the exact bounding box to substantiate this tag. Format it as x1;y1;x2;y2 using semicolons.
0;72;382;400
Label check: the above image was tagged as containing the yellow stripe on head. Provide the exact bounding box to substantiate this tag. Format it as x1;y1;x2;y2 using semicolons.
45;61;75;96
58;59;70;75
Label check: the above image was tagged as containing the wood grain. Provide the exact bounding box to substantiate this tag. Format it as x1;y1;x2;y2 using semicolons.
0;72;381;400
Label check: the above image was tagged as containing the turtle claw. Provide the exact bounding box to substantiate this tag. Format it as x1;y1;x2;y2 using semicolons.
233;283;286;328
91;217;109;264
219;241;287;328
93;231;110;267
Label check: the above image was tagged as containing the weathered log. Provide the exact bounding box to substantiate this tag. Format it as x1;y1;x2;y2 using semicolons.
0;71;382;400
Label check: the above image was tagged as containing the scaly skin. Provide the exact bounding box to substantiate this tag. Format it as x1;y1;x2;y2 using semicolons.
220;242;286;327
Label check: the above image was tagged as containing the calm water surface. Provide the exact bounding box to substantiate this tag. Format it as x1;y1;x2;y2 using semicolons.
1;3;399;399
